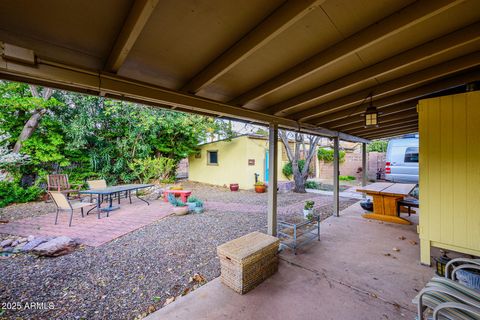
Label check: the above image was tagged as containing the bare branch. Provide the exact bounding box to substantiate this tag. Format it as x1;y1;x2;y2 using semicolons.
29;85;40;98
42;87;53;100
279;129;294;162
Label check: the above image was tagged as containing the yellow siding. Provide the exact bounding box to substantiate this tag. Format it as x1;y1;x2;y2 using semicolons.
419;91;480;265
188;136;290;190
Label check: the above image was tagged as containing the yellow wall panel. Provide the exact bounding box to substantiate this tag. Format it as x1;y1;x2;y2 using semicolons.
419;91;480;265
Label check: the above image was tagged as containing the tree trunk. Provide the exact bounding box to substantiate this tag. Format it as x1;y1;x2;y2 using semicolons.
293;170;306;193
12;85;53;154
12;110;45;153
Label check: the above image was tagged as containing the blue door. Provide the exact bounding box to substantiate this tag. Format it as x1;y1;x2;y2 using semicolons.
265;150;269;182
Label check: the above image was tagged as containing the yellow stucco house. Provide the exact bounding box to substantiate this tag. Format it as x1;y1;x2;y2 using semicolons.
188;134;291;190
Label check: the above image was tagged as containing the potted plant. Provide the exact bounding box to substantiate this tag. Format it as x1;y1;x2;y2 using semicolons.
229;183;239;192
173;200;189;216
254;181;266;193
194;198;204;213
187;196;200;211
303;200;315;218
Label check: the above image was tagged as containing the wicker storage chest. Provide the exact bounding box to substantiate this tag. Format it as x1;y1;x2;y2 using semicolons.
217;231;279;294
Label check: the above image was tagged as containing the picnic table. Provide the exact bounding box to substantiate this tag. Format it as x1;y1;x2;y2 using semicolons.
356;182;416;225
163;189;192;203
79;184;153;218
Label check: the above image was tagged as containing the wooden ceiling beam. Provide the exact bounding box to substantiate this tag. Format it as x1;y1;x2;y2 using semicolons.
329;107;417;129
318;102;416;128
335;111;418;132
347;119;418;135
314;101;416;126
104;0;159;72
311;68;480;125
0;50;370;143
362;125;419;139
230;0;466;107
181;0;325;94
262;23;480;117
291;50;480;121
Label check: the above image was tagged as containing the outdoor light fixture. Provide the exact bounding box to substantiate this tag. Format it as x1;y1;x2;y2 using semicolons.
434;250;451;277
364;94;379;128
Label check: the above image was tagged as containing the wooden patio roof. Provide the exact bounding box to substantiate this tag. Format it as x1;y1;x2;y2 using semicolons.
1;0;479;141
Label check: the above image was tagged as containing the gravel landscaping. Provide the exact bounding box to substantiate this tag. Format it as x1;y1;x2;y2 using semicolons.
0;183;358;320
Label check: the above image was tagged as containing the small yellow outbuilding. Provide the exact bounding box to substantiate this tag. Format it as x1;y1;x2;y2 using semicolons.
188;134;291;190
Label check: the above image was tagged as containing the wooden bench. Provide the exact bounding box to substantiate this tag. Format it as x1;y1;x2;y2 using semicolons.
163;190;192;203
397;198;419;216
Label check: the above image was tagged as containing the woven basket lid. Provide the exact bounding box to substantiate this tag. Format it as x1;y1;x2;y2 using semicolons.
217;231;279;261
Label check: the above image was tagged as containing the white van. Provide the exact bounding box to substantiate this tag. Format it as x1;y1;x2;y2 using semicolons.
385;137;419;183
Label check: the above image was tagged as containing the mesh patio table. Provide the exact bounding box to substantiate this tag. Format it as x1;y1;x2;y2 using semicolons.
79;184;153;218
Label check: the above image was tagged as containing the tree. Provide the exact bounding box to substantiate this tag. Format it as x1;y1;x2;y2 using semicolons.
367;140;388;152
279;130;320;193
1;80;236;185
0;82;59;153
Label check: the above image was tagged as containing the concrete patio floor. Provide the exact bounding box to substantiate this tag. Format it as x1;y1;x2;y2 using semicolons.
146;202;434;320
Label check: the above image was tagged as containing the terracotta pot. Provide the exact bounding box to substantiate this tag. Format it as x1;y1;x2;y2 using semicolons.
173;206;189;216
230;183;239;192
254;185;266;193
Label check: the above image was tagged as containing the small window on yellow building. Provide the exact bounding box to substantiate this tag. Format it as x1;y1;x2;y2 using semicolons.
207;150;218;165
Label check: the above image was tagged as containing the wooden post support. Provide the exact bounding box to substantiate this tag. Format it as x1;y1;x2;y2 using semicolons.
267;123;278;236
362;142;367;198
333;137;340;217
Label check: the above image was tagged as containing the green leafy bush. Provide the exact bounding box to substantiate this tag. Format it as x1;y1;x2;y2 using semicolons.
0;181;44;208
282;160;308;179
339;175;356;181
317;148;345;162
367;140;388;152
128;157;177;184
305;180;319;189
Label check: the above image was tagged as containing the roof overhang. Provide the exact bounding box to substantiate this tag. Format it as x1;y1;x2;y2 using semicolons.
1;0;479;141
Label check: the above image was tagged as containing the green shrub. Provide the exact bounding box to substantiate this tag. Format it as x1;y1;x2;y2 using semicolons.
0;181;44;208
282;160;308;179
128;157;176;184
339;175;356;181
305;180;319;189
367;140;388;152
317;148;345;163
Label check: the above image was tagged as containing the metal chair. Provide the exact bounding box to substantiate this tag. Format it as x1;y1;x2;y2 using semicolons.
49;191;95;227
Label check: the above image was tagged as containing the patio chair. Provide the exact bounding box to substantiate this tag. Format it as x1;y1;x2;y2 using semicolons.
46;174;82;201
413;258;480;320
86;179;129;204
49;191;95;227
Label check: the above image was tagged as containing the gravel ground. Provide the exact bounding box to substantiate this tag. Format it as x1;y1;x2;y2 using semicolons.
0;183;357;320
0;202;55;222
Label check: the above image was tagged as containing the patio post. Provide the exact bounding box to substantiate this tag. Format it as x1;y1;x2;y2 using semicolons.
333;137;340;217
362;142;367;198
267;123;278;236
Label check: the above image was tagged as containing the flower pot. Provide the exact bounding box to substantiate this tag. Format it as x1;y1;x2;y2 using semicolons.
254;185;266;193
174;206;189;216
303;209;313;218
187;202;197;211
229;183;239;192
194;207;204;214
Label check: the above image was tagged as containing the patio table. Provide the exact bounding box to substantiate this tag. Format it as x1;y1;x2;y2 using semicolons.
356;182;416;225
79;184;153;218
